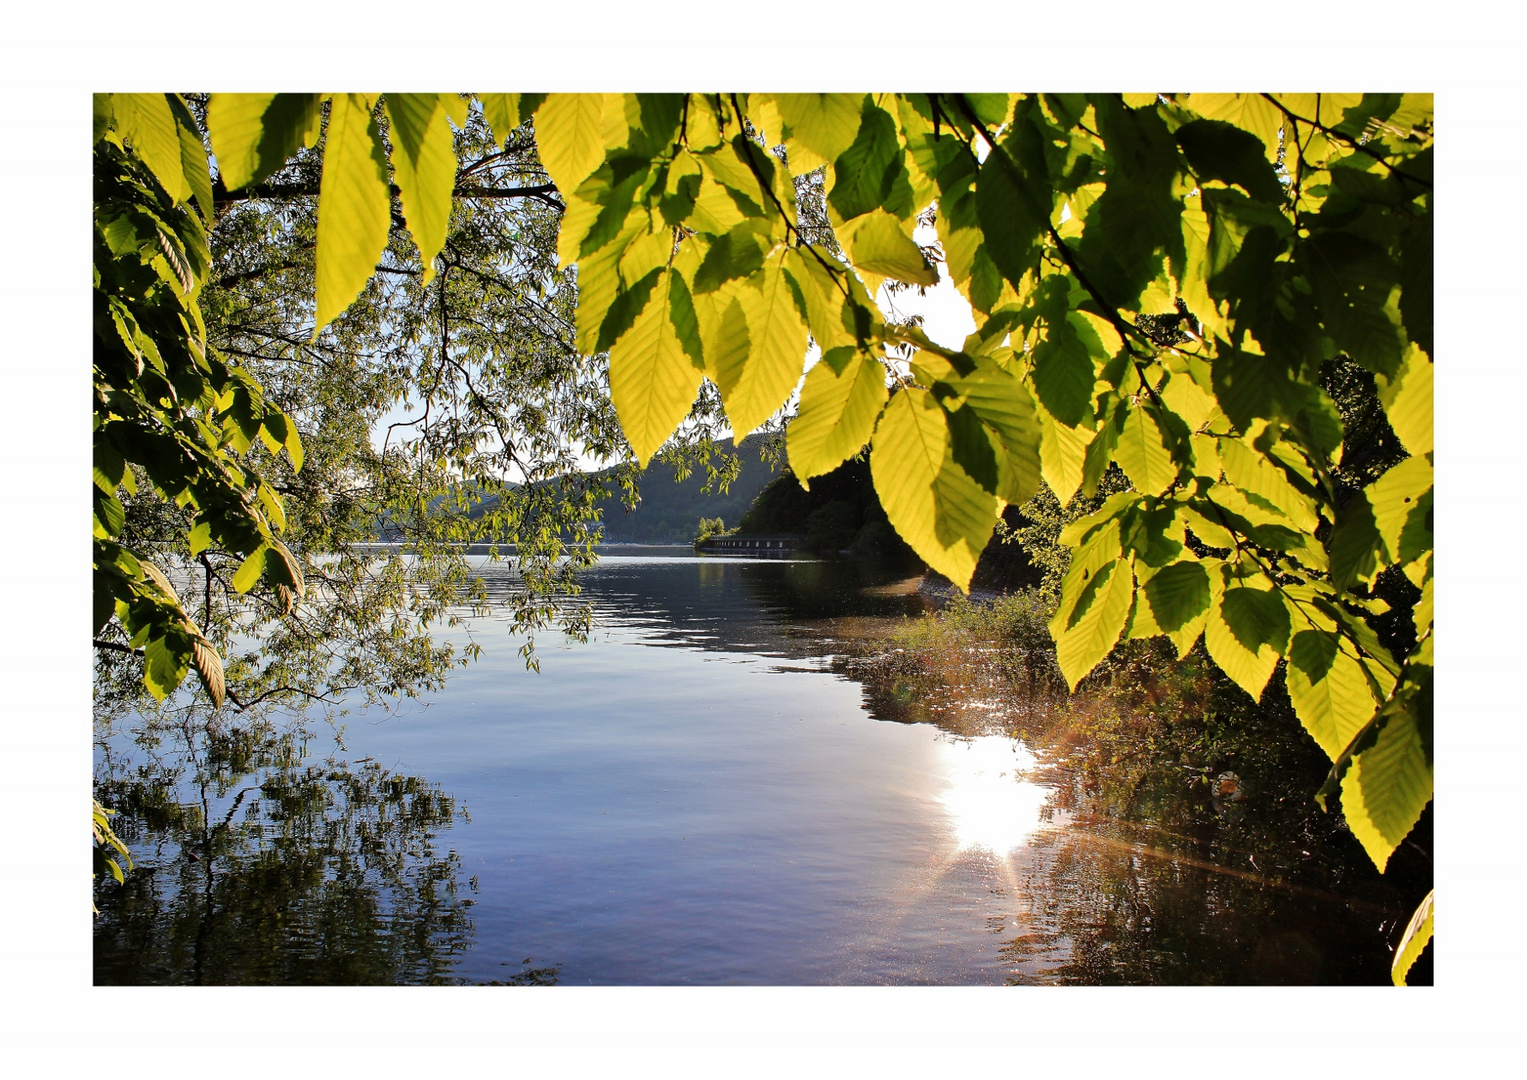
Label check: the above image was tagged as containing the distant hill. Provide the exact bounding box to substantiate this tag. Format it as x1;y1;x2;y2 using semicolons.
737;456;916;558
590;436;782;544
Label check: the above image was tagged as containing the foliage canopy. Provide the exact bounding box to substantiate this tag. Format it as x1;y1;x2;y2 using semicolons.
94;90;1433;976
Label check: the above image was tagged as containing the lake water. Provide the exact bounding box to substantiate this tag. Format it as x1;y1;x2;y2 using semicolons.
93;549;1430;985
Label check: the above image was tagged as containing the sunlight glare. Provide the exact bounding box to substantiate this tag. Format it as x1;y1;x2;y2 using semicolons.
936;735;1048;855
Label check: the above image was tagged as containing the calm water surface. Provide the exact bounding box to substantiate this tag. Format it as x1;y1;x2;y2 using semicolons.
93;549;1425;985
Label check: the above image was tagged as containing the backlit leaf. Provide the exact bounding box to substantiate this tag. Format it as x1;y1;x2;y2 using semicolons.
608;269;705;466
480;94;522;143
1056;558;1135;691
1038;406;1091;506
1031;317;1094;427
206;93;324;191
231;544;270;594
1287;629;1382;760
871;388;1000;590
1206;575;1287;700
385;94;459;285
1377;344;1433;458
788;352;888;486
1114;404;1177;497
775;93;864;164
1391;890;1434;987
314;94;391;332
845;210;937;286
113;93;190;204
1341;708;1432;872
714;259;810;439
534;93;612;196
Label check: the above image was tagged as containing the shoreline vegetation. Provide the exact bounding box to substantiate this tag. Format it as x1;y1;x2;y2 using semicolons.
829;583;1433;983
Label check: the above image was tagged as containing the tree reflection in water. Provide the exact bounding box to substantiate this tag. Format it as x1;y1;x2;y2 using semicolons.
844;632;1434;986
93;718;499;985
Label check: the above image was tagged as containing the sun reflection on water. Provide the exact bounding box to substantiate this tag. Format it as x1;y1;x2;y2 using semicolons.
936;735;1049;855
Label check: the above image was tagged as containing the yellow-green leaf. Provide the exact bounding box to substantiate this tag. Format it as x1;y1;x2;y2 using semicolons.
712;260;809;438
1378;344;1432;458
1218;437;1319;531
1286;629;1383;760
1038;405;1092;507
480;94;522;143
788;351;889;486
844;210;938;286
385;94;459;285
113;93;190;204
1205;573;1287;701
1341;708;1432;872
1182;93;1285;162
775;93;864;165
315;94;391;332
1391;890;1433;987
206;93;324;191
1114;404;1177;497
608;269;705;466
231;544;270;594
534;93;611;198
1056;558;1136;691
871;388;999;591
1369;455;1432;566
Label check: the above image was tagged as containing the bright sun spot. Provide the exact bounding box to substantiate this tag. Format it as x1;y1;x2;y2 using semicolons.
936;735;1049;855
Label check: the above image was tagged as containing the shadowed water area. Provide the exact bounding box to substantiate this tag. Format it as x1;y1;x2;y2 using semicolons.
93;549;1430;985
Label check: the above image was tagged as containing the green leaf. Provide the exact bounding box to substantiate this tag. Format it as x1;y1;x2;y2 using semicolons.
1391;890;1433;987
1142;560;1211;642
1056;558;1135;691
93;93;113;144
693;222;770;294
871;388;1000;591
166;94;214;220
1174;119;1284;204
1370;456;1433;568
1303;230;1404;378
1399;211;1432;356
845;210;937;286
385;94;459;285
976;147;1047;292
113;93;190;204
1210;345;1304;429
1377;344;1433;458
1217;437;1318;531
828;100;903;222
577;216;652;354
231;544;270;594
1181;93;1285;162
1327;488;1382;590
608;269;706;467
533;93;611;198
479;94;522;144
1030;317;1094;427
1286;630;1383;761
143;633;191;701
93;488;124;539
788;351;888;486
1113;404;1177;497
1341;707;1432;872
206;93;324;191
775;93;865;164
314;94;391;332
714;260;810;439
1037;405;1091;506
1205;575;1287;700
